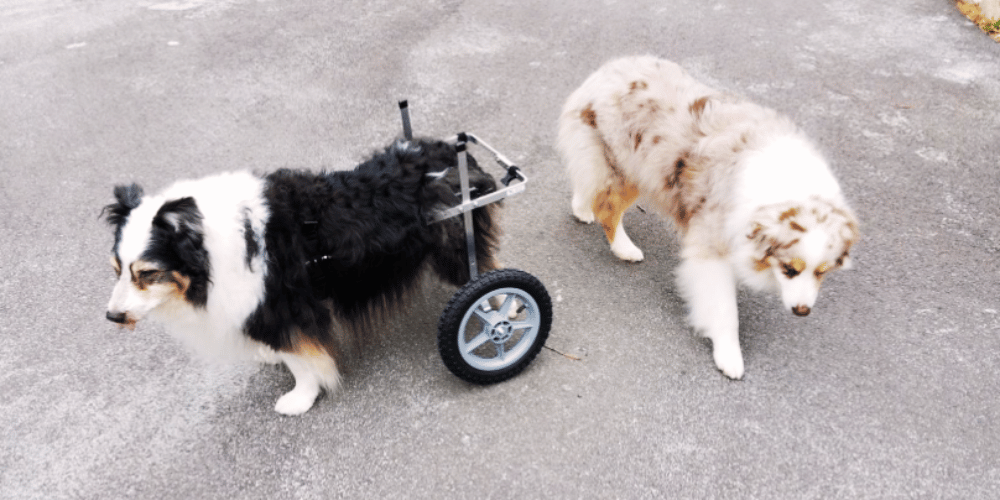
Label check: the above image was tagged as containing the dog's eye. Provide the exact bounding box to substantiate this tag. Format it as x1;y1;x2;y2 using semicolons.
781;263;800;278
815;262;831;278
137;270;164;283
781;258;805;278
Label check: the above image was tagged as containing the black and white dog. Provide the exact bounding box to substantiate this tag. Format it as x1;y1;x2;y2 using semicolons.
104;139;500;415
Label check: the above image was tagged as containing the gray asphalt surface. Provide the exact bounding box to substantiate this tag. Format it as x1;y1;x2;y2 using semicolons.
2;1;999;498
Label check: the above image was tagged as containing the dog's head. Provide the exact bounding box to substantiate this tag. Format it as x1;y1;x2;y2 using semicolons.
747;198;858;316
102;184;210;328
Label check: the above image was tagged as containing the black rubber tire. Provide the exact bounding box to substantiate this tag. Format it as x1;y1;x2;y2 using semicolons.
437;268;552;385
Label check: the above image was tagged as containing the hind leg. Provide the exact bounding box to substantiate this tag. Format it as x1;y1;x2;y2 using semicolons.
571;179;600;224
275;339;341;415
593;181;644;262
557;115;613;223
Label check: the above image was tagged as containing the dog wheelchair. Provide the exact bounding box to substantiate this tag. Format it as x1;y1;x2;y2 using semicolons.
398;100;552;384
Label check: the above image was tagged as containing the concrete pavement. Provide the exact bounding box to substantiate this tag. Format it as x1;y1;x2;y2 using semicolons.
2;1;998;498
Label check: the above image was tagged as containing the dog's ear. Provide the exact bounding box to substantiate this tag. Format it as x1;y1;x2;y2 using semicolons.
152;197;207;268
151;197;210;305
833;209;859;271
837;252;853;270
103;183;144;227
153;197;201;233
747;202;803;270
746;219;778;271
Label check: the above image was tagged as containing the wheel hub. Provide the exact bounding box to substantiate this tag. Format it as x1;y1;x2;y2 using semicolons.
490;321;513;344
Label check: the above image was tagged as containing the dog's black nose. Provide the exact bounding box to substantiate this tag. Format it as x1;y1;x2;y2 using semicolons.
106;311;128;324
792;305;811;317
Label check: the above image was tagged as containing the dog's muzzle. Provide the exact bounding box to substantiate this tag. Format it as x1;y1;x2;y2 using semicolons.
106;311;129;324
791;305;811;317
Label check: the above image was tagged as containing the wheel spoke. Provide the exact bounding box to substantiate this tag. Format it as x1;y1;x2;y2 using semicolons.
494;339;506;360
510;321;536;332
471;304;495;324
463;330;491;354
499;294;518;318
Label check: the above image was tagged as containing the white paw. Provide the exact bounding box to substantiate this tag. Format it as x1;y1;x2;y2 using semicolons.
611;239;644;262
573;208;595;224
274;388;320;416
713;344;745;380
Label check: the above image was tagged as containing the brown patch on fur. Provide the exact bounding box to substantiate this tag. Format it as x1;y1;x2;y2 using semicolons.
675;196;706;231
747;223;764;240
778;238;800;250
592;181;641;243
779;208;799;221
156;272;191;306
284;326;344;372
790;257;806;273
600;137;623;177
581;103;598;129
633;131;643;150
629;80;649;92
689;96;711;117
753;246;775;272
652;135;662;144
291;335;327;357
170;272;191;296
753;256;771;272
663;149;704;231
815;262;831;279
789;221;807;232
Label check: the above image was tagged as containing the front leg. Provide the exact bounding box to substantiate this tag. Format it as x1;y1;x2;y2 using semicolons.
593;182;644;262
274;349;341;416
676;257;744;379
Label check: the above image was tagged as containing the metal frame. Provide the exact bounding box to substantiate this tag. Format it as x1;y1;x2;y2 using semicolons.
398;100;529;280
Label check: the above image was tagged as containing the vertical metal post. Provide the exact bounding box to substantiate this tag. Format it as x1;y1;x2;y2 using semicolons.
398;100;413;140
455;133;478;280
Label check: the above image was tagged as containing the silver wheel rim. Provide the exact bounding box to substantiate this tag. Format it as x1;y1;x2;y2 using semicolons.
457;287;541;372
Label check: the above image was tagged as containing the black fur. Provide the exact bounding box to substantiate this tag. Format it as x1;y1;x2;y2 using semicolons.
144;197;211;306
242;210;260;271
102;138;500;371
102;183;144;255
243;139;501;362
104;188;212;307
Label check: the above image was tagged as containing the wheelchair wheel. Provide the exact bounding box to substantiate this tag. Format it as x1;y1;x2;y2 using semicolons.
437;268;552;384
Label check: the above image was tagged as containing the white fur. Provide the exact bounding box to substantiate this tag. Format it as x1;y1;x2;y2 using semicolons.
558;56;859;379
275;350;341;416
110;172;272;361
